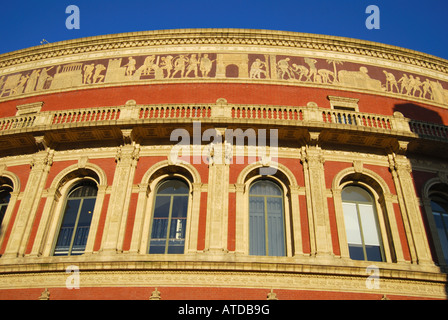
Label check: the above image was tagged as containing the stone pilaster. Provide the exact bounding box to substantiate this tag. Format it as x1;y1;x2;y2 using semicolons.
101;139;139;254
203;129;230;253
301;139;333;258
289;185;303;256
388;149;433;265
2;149;54;258
128;183;150;254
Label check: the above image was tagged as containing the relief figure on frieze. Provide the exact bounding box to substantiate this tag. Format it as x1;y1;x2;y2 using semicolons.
102;53;217;82
0;74;26;97
36;67;54;90
0;51;447;106
274;56;340;84
338;67;383;91
200;54;216;78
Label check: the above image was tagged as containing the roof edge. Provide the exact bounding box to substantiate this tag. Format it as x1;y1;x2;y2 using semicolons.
0;28;447;73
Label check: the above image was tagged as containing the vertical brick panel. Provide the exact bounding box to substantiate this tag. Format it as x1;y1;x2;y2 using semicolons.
122;192;139;252
94;193;110;252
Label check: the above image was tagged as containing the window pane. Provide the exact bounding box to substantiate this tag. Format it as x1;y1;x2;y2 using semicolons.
149;240;166;254
150;195;169;254
54;199;81;255
267;197;285;256
342;186;372;202
366;245;383;262
169;196;188;241
249;180;285;257
0;190;11;204
348;244;365;260
149;180;190;254
151;217;169;240
443;214;448;236
69;184;97;198
250;180;282;196
342;186;384;262
54;227;74;256
342;203;362;245
358;203;381;246
60;199;81;227
168;196;188;254
71;225;90;255
431;202;445;213
431;198;448;264
167;241;186;254
0;204;8;226
433;212;448;262
77;198;96;227
169;218;187;241
249;196;266;255
171;196;189;218
157;180;189;195
54;182;98;256
71;198;96;255
153;196;171;218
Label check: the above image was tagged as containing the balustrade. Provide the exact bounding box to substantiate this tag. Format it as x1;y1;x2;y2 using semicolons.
139;105;211;119
231;105;303;121
322;110;392;130
409;120;448;140
52;107;121;124
0;102;446;144
0;115;36;131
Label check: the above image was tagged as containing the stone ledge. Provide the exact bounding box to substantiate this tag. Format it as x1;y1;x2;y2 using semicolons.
1;29;447;73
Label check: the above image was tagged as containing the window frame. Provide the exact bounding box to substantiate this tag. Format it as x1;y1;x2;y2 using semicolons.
422;182;448;267
239;174;294;258
0;185;12;229
131;162;201;255
333;175;396;264
249;179;286;257
148;179;190;255
430;196;448;265
0;174;20;253
30;164;106;257
341;185;385;262
52;180;98;256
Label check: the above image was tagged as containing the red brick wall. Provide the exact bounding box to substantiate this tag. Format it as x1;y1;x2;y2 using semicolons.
393;202;412;261
94;193;110;252
0;286;437;300
299;194;310;254
1;83;447;123
7;164;31;193
197;192;208;251
122;192;139;252
327;197;340;256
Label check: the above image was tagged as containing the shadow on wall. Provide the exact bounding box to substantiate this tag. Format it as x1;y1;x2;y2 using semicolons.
394;103;444;125
394;103;448;296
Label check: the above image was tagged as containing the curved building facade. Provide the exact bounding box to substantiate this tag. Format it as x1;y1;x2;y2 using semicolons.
0;29;447;300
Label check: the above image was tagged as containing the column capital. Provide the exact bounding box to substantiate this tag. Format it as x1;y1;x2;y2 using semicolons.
301;145;324;165
115;143;140;165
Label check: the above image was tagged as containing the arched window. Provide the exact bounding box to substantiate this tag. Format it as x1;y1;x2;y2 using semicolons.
149;179;189;254
0;186;12;228
430;196;448;264
342;185;384;262
249;180;285;256
53;180;98;256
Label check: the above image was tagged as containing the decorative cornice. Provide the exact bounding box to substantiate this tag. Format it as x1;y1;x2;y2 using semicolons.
1;29;447;73
1;29;447;109
0;259;445;299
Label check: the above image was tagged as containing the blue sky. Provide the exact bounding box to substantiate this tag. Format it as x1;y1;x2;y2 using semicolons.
0;0;447;59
